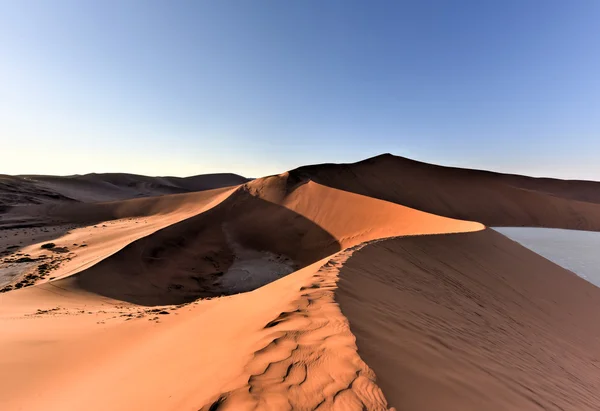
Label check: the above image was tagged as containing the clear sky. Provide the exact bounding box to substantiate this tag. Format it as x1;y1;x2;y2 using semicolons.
1;0;599;179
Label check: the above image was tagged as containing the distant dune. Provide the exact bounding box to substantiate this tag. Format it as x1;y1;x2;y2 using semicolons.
0;172;249;206
2;155;600;410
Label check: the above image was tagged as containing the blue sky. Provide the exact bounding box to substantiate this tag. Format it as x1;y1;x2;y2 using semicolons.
1;0;599;178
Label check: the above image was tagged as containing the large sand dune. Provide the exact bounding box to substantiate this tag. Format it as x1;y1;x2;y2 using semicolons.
337;229;600;410
61;177;480;305
0;170;481;410
2;156;600;410
291;154;600;230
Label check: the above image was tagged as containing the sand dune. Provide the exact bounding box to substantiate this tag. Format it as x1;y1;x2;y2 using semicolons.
1;185;237;229
0;175;76;210
2;155;600;410
290;154;600;230
0;167;481;410
337;229;600;410
0;187;237;289
60;178;481;305
0;172;249;207
0;175;480;410
0;251;390;411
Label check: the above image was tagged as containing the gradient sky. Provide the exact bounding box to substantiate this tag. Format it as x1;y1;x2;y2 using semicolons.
1;0;599;179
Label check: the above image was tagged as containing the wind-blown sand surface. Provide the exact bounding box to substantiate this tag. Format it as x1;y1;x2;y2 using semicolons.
337;229;600;410
2;156;600;410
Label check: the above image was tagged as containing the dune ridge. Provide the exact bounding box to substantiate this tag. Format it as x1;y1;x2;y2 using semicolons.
199;246;391;410
0;233;482;410
289;154;600;230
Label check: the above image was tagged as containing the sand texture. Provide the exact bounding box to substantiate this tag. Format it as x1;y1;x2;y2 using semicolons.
337;229;600;410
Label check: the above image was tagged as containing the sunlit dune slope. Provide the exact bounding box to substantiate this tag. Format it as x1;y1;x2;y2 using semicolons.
336;229;600;410
289;154;600;230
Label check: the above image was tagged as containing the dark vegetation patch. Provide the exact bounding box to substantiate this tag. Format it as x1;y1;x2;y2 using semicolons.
15;257;36;263
0;252;75;293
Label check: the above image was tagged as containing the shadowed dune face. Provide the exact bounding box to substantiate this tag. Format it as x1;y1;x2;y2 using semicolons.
0;176;76;209
62;189;342;305
336;229;600;410
290;154;600;230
